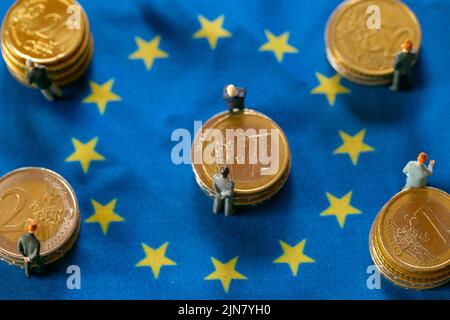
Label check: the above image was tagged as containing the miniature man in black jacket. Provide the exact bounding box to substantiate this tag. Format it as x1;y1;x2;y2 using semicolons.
17;219;44;279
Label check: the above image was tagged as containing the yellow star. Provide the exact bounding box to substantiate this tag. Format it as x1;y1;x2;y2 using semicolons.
259;30;298;62
311;72;350;106
193;15;232;49
129;36;169;70
334;129;374;165
321;191;362;228
274;239;315;276
204;256;247;293
136;242;176;279
83;79;121;115
85;199;124;235
65;137;105;173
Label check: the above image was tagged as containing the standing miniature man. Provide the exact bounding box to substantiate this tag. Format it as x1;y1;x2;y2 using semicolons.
17;219;44;279
402;152;435;189
223;84;246;113
26;59;62;101
389;40;417;91
213;166;235;216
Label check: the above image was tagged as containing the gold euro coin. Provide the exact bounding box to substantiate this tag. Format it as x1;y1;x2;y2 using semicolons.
0;167;80;266
191;109;291;206
1;0;93;87
326;0;421;84
369;187;450;289
2;0;84;63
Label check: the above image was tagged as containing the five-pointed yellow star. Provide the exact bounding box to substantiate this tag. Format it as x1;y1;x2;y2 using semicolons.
65;137;105;173
334;129;374;165
321;191;362;228
193;15;232;49
85;199;124;235
274;239;315;276
136;242;177;279
204;256;247;293
129;36;169;70
311;72;350;106
83;79;121;115
259;30;298;62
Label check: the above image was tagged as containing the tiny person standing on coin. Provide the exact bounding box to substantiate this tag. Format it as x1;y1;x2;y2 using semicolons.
390;40;417;91
213;166;235;216
26;59;62;102
17;219;44;279
224;84;246;113
403;152;435;189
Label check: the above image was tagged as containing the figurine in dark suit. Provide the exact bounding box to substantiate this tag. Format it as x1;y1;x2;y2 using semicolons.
213;166;235;216
389;40;417;91
223;84;246;113
26;59;62;101
17;219;44;279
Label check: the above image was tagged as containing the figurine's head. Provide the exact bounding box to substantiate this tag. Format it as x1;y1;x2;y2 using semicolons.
25;59;34;69
226;84;238;98
401;40;413;53
220;166;230;178
27;219;38;233
417;152;428;165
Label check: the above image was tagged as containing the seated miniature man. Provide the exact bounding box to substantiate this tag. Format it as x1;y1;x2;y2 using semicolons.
213;166;235;216
223;84;246;113
17;219;44;279
389;40;417;91
26;59;62;102
402;152;435;189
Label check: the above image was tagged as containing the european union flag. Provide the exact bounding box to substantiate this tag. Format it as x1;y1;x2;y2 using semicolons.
0;0;448;300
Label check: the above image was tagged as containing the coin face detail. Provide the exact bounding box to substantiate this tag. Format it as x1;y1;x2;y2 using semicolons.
0;168;79;260
326;0;421;78
192;109;291;205
377;188;449;272
2;0;84;62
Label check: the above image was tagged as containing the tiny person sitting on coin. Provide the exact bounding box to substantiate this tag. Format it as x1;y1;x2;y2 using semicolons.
402;152;435;189
224;84;246;113
390;40;417;91
213;166;235;216
26;59;62;102
17;219;44;279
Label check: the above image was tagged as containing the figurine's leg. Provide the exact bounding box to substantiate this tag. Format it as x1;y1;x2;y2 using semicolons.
213;195;222;214
224;197;234;216
24;262;31;279
389;71;400;91
41;89;55;101
50;83;62;98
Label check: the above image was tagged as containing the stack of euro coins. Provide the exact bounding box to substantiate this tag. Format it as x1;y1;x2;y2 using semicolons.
369;187;450;289
0;167;81;267
325;0;421;85
1;0;93;88
191;109;291;206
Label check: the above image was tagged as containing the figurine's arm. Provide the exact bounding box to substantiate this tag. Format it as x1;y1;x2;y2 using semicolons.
425;160;435;175
17;240;25;256
28;242;40;261
402;162;411;174
25;70;33;85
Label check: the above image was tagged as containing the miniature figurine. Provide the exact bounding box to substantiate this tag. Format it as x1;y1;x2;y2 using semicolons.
213;166;235;216
17;219;44;279
402;152;435;189
389;40;417;91
223;84;246;113
26;59;62;101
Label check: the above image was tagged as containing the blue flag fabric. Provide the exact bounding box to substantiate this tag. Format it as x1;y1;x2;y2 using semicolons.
0;0;449;300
